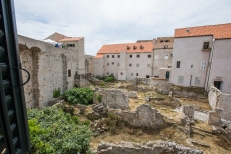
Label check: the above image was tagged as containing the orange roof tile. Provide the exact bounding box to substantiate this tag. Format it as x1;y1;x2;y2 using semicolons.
93;54;104;58
96;42;153;55
175;23;231;39
58;37;83;42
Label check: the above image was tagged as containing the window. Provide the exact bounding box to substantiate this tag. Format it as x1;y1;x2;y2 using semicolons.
178;76;184;83
112;62;114;65
147;64;151;67
107;72;109;75
107;55;109;58
191;65;193;68
68;69;71;77
127;46;130;50
129;63;132;66
165;40;170;42
107;63;109;66
131;73;133;76
164;45;168;49
140;45;144;49
67;44;75;47
168;66;172;68
137;54;140;58
155;55;158;59
201;61;207;70
146;75;150;78
130;55;132;58
148;55;151;58
136;73;138;76
136;64;139;67
117;63;120;66
170;54;173;57
203;42;209;49
120;72;123;75
164;54;168;59
112;55;114;58
195;77;201;85
117;55;120;58
160;40;163;43
111;73;113;76
133;46;137;50
176;61;181;68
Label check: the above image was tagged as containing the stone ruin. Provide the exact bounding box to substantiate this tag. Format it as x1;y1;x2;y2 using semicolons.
155;83;171;95
109;104;166;129
207;108;222;126
178;105;195;137
94;88;129;110
97;140;203;154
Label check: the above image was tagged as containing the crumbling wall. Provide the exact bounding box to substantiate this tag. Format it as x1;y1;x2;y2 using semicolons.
94;88;129;110
208;85;231;121
123;104;165;128
150;78;169;86
97;140;203;154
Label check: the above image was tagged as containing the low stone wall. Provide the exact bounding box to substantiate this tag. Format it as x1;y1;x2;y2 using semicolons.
150;78;169;86
123;104;165;128
208;85;231;121
91;80;103;85
94;88;129;110
137;78;150;85
97;140;203;154
173;90;198;98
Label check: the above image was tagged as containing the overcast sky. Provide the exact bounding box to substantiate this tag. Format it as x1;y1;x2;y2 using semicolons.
14;0;231;55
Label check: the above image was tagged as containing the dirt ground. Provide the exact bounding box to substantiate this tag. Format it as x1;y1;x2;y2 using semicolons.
66;82;231;154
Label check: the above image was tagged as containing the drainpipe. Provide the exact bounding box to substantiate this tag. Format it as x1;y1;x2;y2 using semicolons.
152;49;154;77
205;38;216;92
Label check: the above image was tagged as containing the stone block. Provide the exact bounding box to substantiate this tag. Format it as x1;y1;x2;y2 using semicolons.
181;105;194;119
207;110;221;126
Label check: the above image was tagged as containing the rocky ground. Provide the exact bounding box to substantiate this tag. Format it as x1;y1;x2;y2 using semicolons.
61;81;231;154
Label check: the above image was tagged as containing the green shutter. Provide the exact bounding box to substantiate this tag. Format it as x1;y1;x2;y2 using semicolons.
0;0;31;153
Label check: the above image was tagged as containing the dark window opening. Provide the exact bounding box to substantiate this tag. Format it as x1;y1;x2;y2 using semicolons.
148;55;151;58
68;69;71;77
127;46;130;50
112;55;114;58
203;42;209;49
191;65;193;68
133;46;137;50
146;75;150;78
160;40;163;43
117;55;120;58
165;40;170;42
164;45;168;49
214;81;222;90
176;61;181;68
130;55;132;58
137;54;140;58
107;55;109;58
140;45;144;49
67;44;75;47
136;73;138;76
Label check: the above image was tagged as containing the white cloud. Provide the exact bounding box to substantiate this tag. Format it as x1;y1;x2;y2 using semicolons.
14;0;231;55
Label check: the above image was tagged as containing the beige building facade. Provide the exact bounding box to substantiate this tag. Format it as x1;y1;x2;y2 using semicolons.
19;33;86;108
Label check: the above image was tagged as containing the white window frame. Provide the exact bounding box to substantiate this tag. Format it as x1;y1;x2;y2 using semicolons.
201;61;207;70
178;76;184;83
164;54;169;59
176;61;181;68
195;77;201;85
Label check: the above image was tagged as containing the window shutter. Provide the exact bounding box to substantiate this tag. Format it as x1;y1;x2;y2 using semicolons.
0;0;31;153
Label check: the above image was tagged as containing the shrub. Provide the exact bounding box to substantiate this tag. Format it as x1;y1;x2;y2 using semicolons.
104;75;115;82
64;87;94;105
27;107;92;153
101;81;105;87
96;94;102;103
53;87;60;98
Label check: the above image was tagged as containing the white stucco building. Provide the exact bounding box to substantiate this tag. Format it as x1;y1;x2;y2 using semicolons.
153;37;174;79
170;23;231;93
93;41;154;80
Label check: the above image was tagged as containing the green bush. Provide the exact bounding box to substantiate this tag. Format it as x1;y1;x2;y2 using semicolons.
64;87;94;105
53;87;60;98
27;107;92;154
101;81;105;87
104;75;115;82
96;94;102;103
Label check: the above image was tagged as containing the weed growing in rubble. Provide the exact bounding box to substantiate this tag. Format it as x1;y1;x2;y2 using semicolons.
96;94;102;102
53;87;60;98
64;87;94;105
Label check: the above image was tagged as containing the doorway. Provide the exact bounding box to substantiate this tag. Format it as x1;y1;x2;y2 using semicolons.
165;71;170;79
214;81;222;90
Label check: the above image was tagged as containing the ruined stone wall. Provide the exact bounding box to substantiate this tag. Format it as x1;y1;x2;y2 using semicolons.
97;140;203;154
85;55;94;74
122;104;165;128
94;88;129;110
208;85;231;121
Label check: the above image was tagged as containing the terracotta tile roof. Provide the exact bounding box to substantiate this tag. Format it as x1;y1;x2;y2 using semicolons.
96;42;154;55
175;23;231;39
58;37;83;42
93;54;104;59
154;37;174;49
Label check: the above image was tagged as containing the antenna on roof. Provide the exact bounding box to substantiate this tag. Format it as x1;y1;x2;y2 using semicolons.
186;29;190;33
